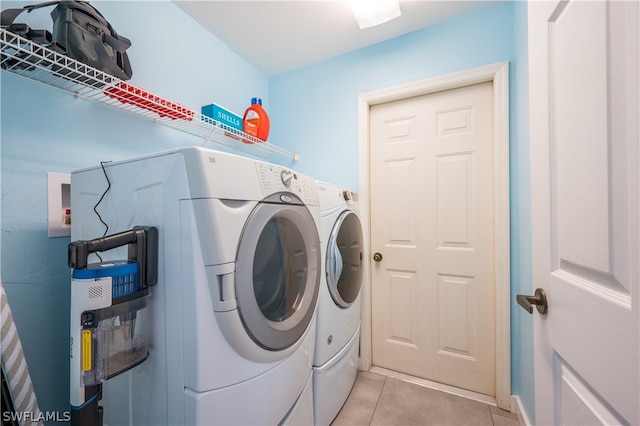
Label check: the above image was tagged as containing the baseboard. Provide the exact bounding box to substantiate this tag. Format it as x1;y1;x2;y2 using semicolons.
511;395;532;426
370;366;497;406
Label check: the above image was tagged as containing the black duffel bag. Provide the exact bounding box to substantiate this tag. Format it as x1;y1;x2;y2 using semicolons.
1;0;133;80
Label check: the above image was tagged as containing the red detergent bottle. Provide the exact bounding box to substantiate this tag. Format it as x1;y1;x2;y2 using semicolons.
242;97;270;142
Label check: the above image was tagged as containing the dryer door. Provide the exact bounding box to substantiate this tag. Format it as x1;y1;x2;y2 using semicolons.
327;210;364;308
235;202;320;351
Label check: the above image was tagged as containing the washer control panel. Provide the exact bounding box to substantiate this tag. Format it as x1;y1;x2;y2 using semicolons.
280;169;293;188
256;163;319;205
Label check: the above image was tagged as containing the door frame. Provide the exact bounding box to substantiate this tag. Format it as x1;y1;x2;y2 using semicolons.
357;62;511;410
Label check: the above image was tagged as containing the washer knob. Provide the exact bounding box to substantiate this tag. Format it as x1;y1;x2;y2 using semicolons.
281;170;293;187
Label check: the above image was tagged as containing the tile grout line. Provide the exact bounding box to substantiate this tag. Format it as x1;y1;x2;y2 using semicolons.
368;375;388;425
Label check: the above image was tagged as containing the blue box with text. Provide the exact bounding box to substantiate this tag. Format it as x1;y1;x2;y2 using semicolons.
201;103;243;131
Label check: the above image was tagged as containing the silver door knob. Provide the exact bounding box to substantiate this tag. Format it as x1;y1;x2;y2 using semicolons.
516;288;548;315
373;252;383;262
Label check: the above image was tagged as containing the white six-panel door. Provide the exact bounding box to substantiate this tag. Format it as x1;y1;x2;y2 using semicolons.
529;0;639;424
370;82;496;396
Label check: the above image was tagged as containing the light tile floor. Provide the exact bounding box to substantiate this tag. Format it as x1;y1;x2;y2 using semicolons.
332;372;521;426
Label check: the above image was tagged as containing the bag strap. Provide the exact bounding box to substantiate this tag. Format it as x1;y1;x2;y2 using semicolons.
2;0;132;79
61;1;131;53
90;36;131;80
103;32;131;53
71;1;132;79
1;0;60;27
87;3;132;53
3;1;131;53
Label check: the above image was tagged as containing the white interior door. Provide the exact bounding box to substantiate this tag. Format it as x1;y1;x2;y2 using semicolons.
370;82;495;396
529;0;639;424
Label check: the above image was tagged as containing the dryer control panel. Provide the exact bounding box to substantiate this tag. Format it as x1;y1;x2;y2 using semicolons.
256;163;319;206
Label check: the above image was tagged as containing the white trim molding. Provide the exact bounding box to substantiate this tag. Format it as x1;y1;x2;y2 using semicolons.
512;395;533;426
357;61;511;411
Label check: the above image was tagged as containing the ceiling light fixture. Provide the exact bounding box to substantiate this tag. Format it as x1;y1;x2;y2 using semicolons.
349;0;402;29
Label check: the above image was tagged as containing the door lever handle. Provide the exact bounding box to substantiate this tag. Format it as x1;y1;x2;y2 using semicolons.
516;288;548;315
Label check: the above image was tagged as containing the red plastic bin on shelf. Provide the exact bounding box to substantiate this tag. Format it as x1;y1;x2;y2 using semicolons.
104;82;195;121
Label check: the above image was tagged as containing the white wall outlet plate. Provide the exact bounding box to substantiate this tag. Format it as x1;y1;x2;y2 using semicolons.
47;172;71;238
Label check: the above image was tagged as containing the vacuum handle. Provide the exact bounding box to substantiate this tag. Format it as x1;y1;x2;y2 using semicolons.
68;226;158;287
137;226;158;288
69;229;138;268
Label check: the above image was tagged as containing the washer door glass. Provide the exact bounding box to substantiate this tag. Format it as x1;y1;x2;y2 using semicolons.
327;210;363;308
236;202;320;351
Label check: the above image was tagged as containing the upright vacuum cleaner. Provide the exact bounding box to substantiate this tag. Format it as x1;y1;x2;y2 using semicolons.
68;226;158;426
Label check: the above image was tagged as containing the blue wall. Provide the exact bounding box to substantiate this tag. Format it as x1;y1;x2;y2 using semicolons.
270;2;514;187
1;0;534;422
269;1;534;420
1;0;268;416
509;1;535;422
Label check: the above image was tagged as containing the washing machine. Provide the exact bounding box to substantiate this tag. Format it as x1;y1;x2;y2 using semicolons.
312;181;364;426
71;146;321;425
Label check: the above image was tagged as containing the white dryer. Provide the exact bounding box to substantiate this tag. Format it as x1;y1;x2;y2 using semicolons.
71;146;321;425
313;181;364;426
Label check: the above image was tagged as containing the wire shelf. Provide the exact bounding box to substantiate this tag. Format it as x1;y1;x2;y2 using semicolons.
0;28;299;161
